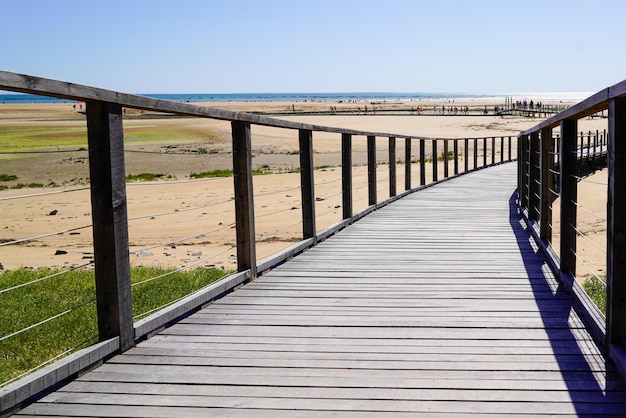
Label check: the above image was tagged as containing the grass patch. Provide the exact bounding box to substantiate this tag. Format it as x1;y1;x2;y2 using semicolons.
583;275;606;315
0;174;18;181
190;169;233;179
0;126;88;155
9;183;45;189
437;151;455;161
126;173;174;182
0;266;229;385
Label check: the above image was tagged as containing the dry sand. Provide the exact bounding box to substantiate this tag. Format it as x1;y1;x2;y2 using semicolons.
0;100;608;281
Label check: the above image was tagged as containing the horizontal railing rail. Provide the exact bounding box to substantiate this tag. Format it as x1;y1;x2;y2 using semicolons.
517;77;626;379
0;70;515;414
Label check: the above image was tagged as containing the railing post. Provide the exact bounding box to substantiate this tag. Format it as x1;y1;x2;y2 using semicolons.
500;136;505;163
419;139;426;185
432;140;438;182
405;138;412;190
560;119;578;277
464;139;469;173
607;97;626;351
367;135;377;205
389;136;397;197
508;136;512;161
529;132;540;221
299;129;316;241
491;137;496;165
232;121;257;278
86;101;134;352
473;138;478;169
443;139;449;178
540;127;554;243
453;140;459;175
518;134;529;208
342;133;352;219
483;138;488;167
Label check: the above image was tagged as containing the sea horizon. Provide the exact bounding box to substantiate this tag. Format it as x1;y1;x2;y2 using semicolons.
0;91;593;105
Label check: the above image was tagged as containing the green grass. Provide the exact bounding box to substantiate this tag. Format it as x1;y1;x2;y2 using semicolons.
437;151;455;161
0;126;88;155
583;275;606;315
126;173;175;182
190;169;234;179
0;266;229;385
0;174;18;181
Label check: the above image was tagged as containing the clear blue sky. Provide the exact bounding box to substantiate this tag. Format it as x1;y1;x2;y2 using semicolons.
1;0;624;94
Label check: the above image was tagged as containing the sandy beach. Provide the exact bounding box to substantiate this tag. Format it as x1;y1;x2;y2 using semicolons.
0;99;608;282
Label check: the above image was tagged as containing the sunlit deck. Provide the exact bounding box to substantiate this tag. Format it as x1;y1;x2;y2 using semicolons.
16;163;626;417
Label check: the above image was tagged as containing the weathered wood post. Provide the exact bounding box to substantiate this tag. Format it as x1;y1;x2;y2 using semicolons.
518;134;529;208
342;133;352;219
232;121;257;278
389;136;397;197
453;140;459;175
367;135;377;206
419;139;426;185
529;132;540;221
560;119;578;277
540;127;554;243
606;97;626;353
86;101;134;352
473;138;478;169
443;139;449;178
404;138;411;190
483;138;488;167
432;140;438;182
464;139;469;173
299;129;316;241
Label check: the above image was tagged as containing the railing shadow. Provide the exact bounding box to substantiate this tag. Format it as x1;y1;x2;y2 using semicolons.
507;191;625;413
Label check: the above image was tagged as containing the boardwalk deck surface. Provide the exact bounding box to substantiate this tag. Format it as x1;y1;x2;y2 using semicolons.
17;163;626;417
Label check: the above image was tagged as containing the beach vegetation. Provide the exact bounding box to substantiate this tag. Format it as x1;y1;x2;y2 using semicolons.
126;173;175;182
314;165;333;170
190;169;233;179
437;151;455;161
0;265;230;385
583;275;606;315
9;182;45;189
0;174;18;181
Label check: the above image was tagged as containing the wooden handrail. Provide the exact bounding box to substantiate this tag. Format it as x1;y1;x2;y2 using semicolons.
517;77;626;380
0;69;516;414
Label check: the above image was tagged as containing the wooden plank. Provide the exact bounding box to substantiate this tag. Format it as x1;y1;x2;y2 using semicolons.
86;101;134;351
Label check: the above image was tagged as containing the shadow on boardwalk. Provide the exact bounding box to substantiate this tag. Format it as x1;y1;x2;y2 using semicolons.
508;191;625;415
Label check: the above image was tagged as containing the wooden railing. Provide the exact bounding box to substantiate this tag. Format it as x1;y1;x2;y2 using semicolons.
0;70;515;414
517;78;626;378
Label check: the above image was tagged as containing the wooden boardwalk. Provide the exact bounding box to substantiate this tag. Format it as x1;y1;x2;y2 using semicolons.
17;163;626;417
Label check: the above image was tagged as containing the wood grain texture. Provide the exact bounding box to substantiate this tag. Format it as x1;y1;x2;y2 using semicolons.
17;163;626;416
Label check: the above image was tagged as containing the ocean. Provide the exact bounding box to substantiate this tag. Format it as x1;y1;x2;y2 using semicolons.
0;91;593;105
